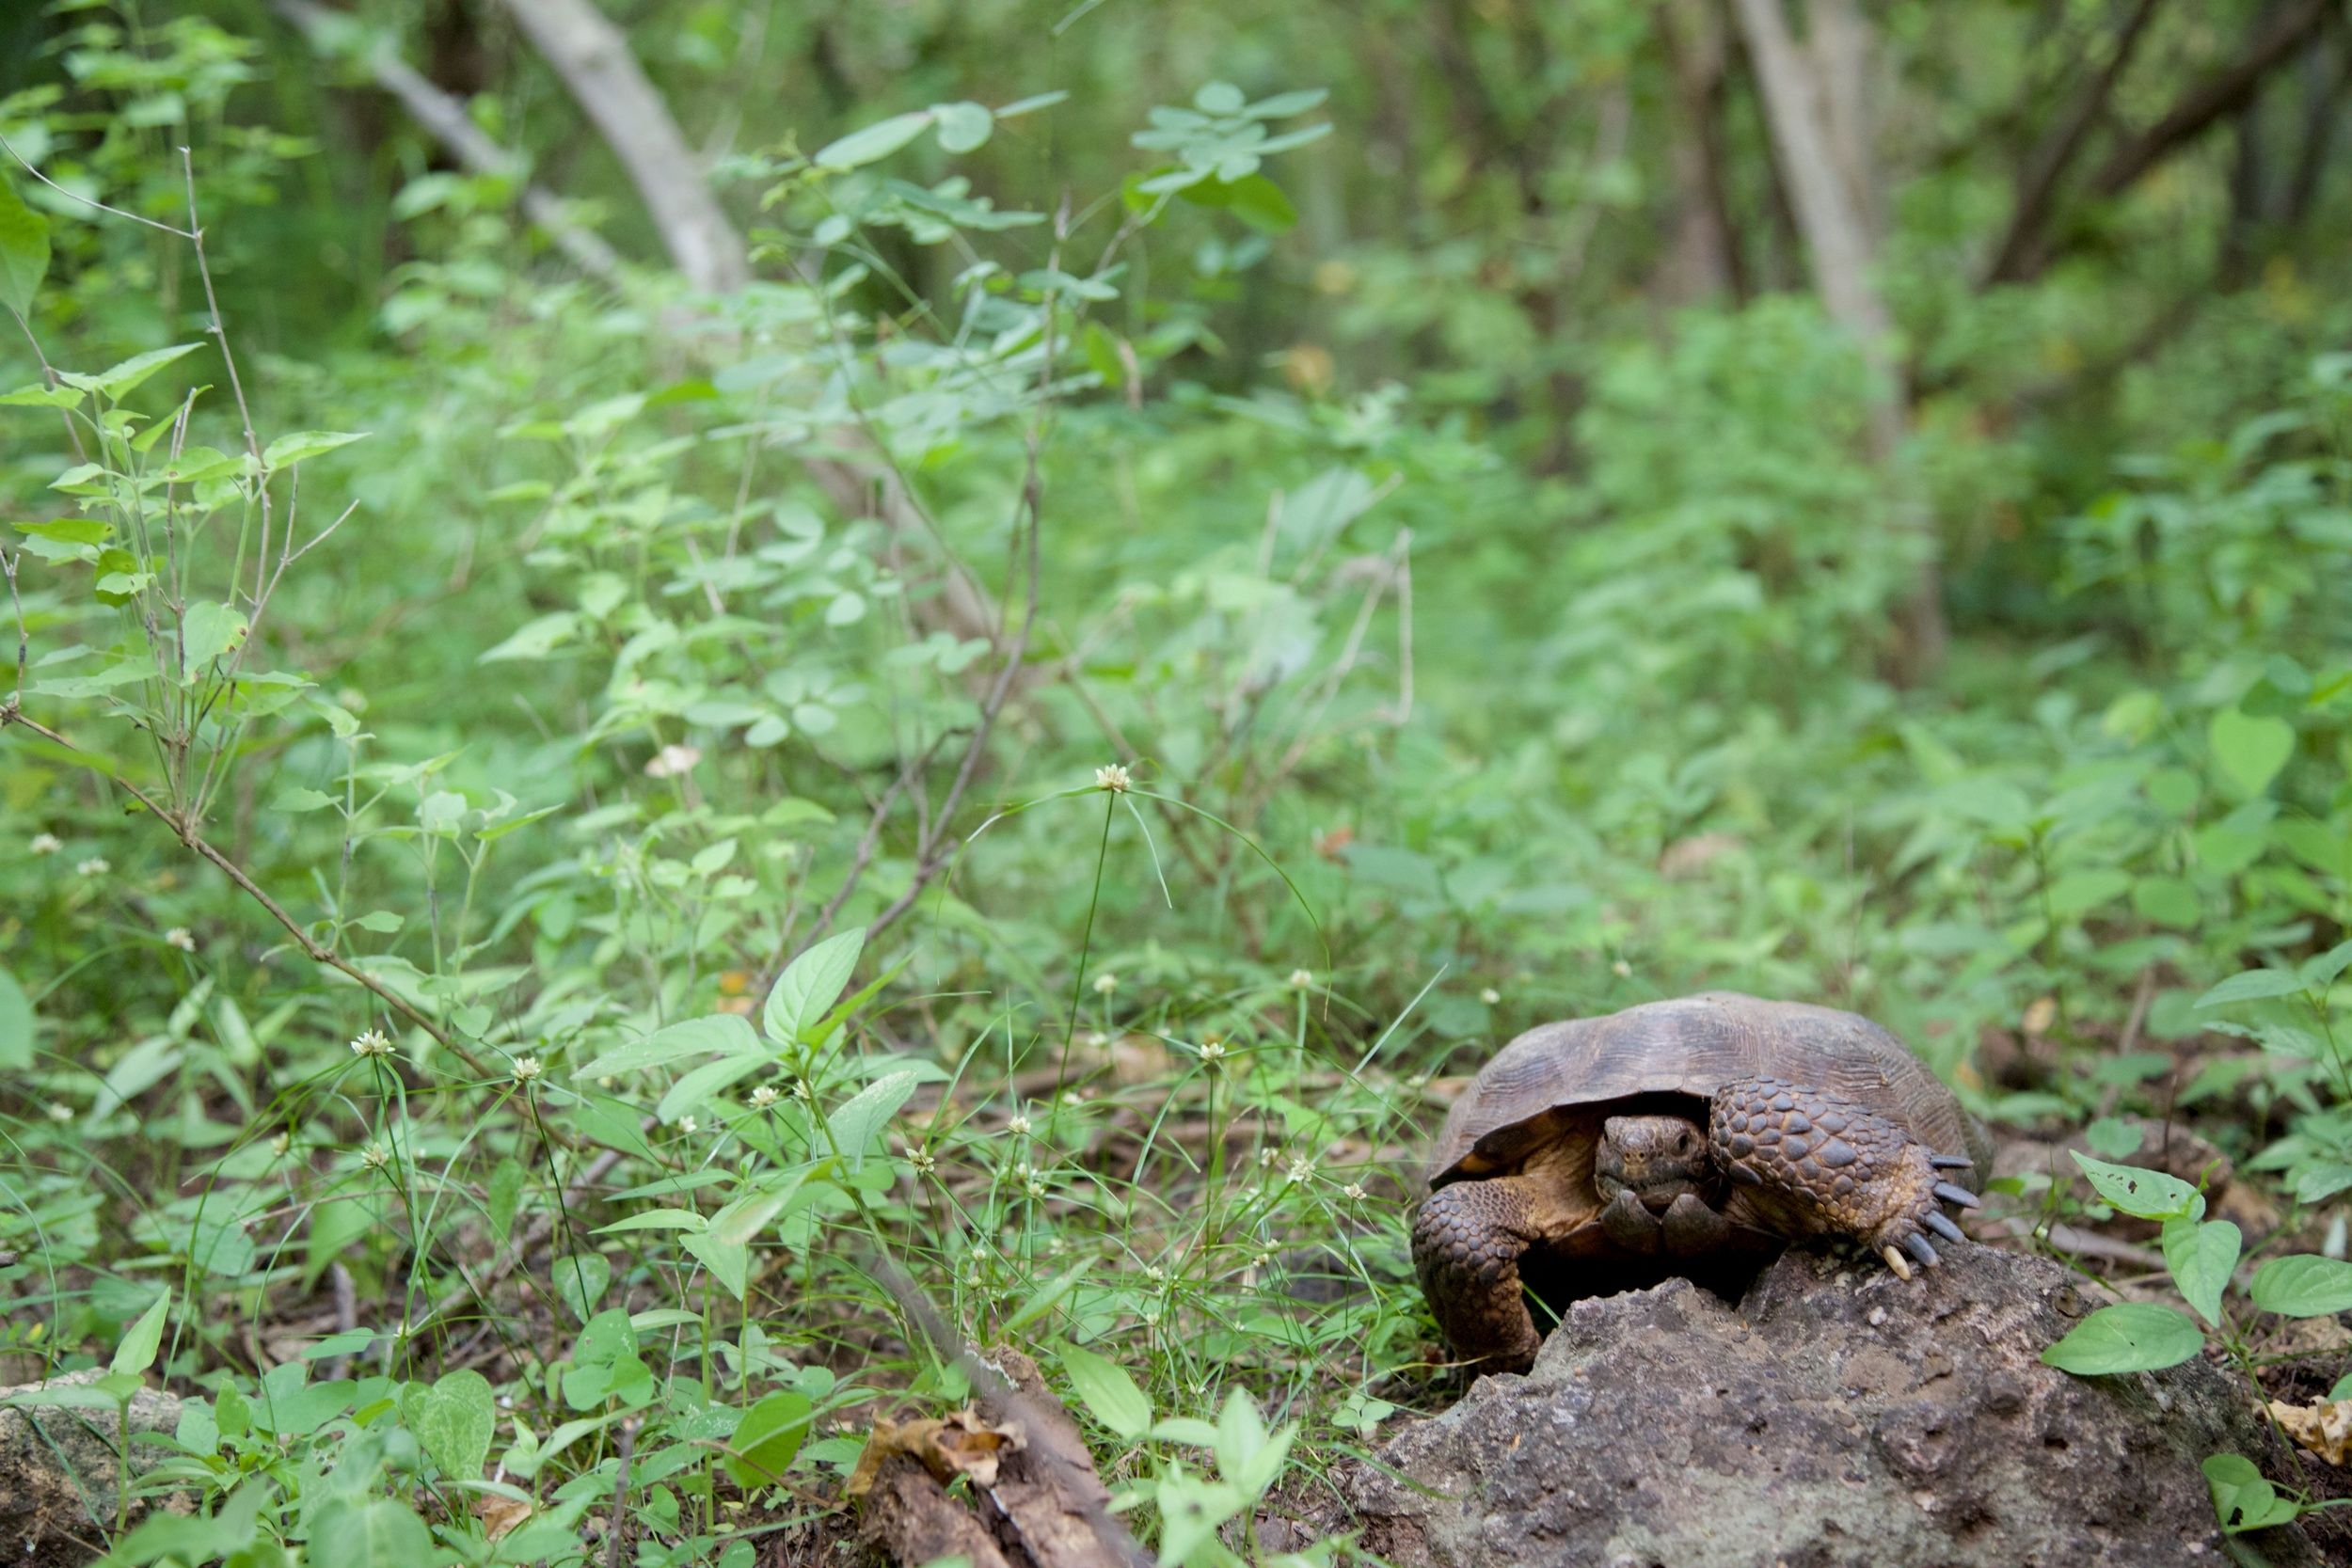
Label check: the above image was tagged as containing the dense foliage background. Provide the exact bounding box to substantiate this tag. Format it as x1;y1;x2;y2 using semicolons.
2;0;2349;1562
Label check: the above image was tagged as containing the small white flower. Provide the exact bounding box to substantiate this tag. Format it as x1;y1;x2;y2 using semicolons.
360;1143;391;1170
45;1102;72;1123
164;927;197;953
1145;1264;1167;1283
750;1084;781;1109
908;1148;937;1176
1085;1030;1110;1049
644;743;703;780
1094;763;1132;793
1286;1155;1315;1182
1198;1039;1227;1066
29;832;61;855
349;1028;394;1059
1092;973;1118;996
1479;987;1502;1006
789;1078;812;1101
1343;1182;1368;1201
1007;1114;1032;1136
1024;1177;1047;1199
269;1132;291;1156
1288;969;1314;990
1612;958;1632;978
511;1054;544;1084
676;1115;699;1135
1258;1147;1282;1168
75;857;110;877
1139;1307;1161;1327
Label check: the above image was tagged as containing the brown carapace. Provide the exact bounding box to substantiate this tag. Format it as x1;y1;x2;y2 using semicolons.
1413;993;1988;1372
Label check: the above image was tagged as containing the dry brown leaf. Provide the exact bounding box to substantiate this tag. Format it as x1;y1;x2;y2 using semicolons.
2268;1397;2352;1465
473;1494;534;1542
846;1408;1025;1498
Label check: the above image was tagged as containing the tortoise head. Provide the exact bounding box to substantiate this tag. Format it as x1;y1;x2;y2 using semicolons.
1595;1113;1711;1212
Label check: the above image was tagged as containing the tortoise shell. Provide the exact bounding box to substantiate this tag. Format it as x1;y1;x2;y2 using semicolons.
1427;992;1989;1194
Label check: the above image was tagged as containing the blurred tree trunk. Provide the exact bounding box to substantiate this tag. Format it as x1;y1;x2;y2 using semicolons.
1655;0;1745;304
1729;0;1947;675
498;0;749;293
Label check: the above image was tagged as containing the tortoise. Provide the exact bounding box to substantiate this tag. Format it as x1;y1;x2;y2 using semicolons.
1412;992;1990;1371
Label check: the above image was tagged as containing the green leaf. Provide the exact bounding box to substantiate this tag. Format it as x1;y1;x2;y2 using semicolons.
1219;174;1297;232
112;1289;172;1376
814;111;934;170
309;1497;436;1565
2161;1218;2241;1328
2040;1303;2203;1375
0;174;52;316
825;1069;918;1166
932;101;993;153
77;343;204;401
723;1390;813;1488
2209;707;2295;798
402;1369;495;1480
181;601;249;669
658;1052;770;1123
2069;1152;2202;1222
763;928;865;1046
2249;1255;2352;1318
1194;81;1245;114
592;1208;708;1234
556;1253;611;1323
478;610;581;664
0;383;79;408
2304;940;2352;990
262;429;366;468
1058;1342;1151;1440
577;1014;760;1079
680;1231;750;1298
0;968;34;1070
2197;969;2308;1008
2045;868;2130;921
2203;1452;2302;1534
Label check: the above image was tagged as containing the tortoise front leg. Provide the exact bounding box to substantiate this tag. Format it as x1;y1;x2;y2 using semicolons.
1708;1076;1980;1278
1411;1176;1547;1373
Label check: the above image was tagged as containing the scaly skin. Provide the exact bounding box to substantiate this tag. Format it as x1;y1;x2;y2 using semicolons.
1708;1074;1979;1278
1410;1175;1547;1372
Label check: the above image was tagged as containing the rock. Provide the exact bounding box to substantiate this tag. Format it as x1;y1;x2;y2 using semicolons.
1343;1244;2321;1567
1;1369;186;1564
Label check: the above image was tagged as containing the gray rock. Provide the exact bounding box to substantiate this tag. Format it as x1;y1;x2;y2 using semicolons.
1344;1244;2321;1567
1;1369;186;1564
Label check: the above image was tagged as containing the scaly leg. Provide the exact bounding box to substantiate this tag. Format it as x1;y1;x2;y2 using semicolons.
1412;1176;1548;1373
1708;1076;1980;1278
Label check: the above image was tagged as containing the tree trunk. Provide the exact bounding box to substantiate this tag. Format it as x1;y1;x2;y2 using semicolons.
497;0;749;293
1729;0;1947;674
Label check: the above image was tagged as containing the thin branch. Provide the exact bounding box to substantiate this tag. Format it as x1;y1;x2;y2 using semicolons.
1982;0;2166;287
0;705;486;1074
2086;0;2330;202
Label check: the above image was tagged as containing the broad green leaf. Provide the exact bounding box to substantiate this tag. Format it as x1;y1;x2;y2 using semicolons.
2040;1302;2203;1375
70;343;203;401
2045;868;2129;921
1058;1342;1151;1440
112;1289;171;1376
577;1014;759;1080
2069;1152;2202;1222
723;1390;813;1488
763;927;865;1045
710;1166;816;1245
2304;940;2352;990
556;1253;612;1323
0;174;50;315
1194;81;1245;114
825;1069;918;1166
2196;969;2307;1008
479;611;581;663
0;968;34;1070
181;601;249;669
814;111;933;170
2208;707;2294;798
2203;1453;2302;1534
308;1496;435;1565
659;1052;770;1122
932;101;993;153
402;1369;495;1480
262;429;366;468
2249;1255;2352;1318
2161;1218;2241;1328
0;383;79;408
592;1209;708;1234
680;1231;750;1299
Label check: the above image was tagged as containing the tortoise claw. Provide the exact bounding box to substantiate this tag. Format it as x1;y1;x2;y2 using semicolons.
1933;1180;1981;1210
1901;1232;1940;1268
1881;1244;1913;1281
1930;1153;1973;1170
1923;1210;1966;1244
